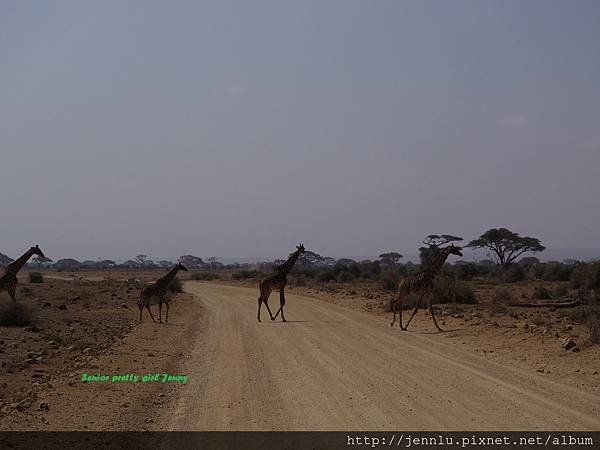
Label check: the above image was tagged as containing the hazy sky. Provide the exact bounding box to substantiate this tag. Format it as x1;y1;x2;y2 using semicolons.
1;1;599;261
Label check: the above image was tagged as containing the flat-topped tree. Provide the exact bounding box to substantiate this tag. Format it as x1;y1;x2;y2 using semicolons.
178;255;206;269
33;255;52;268
379;252;403;268
419;234;463;266
468;228;545;268
134;254;148;265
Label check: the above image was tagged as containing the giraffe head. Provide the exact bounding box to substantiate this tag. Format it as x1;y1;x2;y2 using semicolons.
448;243;463;257
296;244;306;254
31;245;45;258
177;262;188;272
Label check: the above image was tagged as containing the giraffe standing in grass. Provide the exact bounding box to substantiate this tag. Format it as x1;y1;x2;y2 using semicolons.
390;244;463;331
0;245;46;302
257;244;305;322
138;262;187;323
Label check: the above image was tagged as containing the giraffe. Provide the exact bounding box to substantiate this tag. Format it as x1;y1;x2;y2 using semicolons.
257;243;305;322
0;245;46;302
138;262;188;323
390;244;463;331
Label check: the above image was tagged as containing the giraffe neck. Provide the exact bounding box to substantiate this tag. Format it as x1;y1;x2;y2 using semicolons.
423;247;453;279
5;248;36;275
275;250;301;276
157;266;180;287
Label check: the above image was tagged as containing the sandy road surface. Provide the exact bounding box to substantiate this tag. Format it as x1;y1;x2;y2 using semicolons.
167;282;600;431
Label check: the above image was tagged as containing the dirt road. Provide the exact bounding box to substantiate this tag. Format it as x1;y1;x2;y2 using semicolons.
164;282;600;431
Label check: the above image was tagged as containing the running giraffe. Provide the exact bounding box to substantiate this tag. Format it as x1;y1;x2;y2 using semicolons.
0;245;46;302
257;243;305;322
390;244;463;331
138;262;187;323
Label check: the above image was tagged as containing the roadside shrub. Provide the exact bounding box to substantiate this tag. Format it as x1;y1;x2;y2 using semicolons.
531;286;552;300
431;276;477;304
190;272;220;281
28;272;44;283
168;277;183;293
564;303;600;345
0;303;35;327
232;270;262;280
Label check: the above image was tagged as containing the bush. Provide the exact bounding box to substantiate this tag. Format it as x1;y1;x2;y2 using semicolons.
190;272;221;281
431;276;477;304
564;303;600;345
540;263;573;282
531;286;552;300
232;270;262;280
337;270;357;283
0;303;35;327
29;272;44;283
502;265;526;283
453;263;480;281
316;270;336;283
570;262;600;290
168;277;183;293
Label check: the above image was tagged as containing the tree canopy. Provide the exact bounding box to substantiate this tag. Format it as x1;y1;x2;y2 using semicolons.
378;252;403;267
468;228;545;267
419;234;463;266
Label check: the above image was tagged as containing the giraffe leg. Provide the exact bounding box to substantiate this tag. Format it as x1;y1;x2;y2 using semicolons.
158;298;163;323
403;296;422;331
259;286;274;321
274;288;286;322
145;303;156;322
396;290;407;329
428;298;443;332
165;301;169;323
139;302;143;322
390;299;397;327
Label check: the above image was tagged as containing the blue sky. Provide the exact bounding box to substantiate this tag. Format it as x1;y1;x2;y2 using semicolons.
1;1;599;260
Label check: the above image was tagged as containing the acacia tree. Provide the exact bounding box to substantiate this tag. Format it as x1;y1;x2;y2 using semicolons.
419;234;463;266
468;228;545;267
134;254;148;265
33;255;52;268
378;252;403;268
